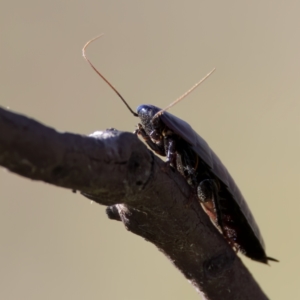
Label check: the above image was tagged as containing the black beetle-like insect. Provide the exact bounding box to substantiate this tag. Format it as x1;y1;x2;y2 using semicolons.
83;36;278;264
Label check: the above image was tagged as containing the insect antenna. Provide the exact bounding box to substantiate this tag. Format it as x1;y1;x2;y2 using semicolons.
82;34;138;117
153;68;216;119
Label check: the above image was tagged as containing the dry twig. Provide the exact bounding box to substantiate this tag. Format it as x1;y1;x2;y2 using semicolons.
0;107;269;300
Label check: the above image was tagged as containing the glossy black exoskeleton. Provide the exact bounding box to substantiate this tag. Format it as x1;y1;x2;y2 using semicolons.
83;35;278;264
136;104;278;263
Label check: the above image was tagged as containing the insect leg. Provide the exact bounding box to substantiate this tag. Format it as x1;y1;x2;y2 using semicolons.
164;135;177;168
197;179;223;232
197;179;218;202
136;124;165;156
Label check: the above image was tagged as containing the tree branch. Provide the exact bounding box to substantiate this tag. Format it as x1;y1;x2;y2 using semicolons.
0;107;269;300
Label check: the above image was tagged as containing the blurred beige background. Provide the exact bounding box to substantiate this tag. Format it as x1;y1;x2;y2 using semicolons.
0;1;299;299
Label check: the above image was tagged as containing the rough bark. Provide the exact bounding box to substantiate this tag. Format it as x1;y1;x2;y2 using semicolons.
0;107;269;300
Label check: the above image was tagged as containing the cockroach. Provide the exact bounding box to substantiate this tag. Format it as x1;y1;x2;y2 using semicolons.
82;35;278;264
